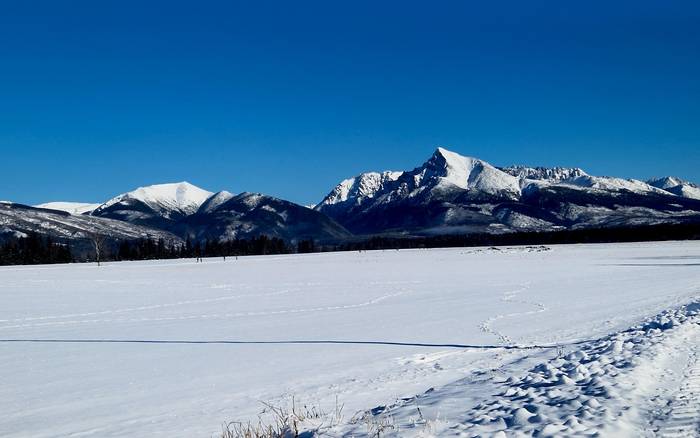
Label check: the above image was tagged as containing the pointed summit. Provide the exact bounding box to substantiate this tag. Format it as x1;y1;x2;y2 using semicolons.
423;147;521;194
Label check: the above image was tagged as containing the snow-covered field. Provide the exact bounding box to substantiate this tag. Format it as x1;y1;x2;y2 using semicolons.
1;242;699;437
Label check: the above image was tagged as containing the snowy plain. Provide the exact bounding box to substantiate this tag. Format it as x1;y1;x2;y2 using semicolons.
1;241;699;437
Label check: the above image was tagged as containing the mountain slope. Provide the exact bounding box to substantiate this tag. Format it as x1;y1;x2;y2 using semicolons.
0;202;183;255
181;192;351;243
196;191;235;214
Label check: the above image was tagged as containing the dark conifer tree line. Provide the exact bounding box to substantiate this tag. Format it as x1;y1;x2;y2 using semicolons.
114;235;292;262
1;222;699;266
334;222;700;251
0;233;293;266
0;233;72;265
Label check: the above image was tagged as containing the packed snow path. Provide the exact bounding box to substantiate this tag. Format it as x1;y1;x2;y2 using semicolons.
1;242;699;437
656;338;700;437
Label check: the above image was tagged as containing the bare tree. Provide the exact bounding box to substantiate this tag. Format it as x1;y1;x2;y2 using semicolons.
87;230;107;266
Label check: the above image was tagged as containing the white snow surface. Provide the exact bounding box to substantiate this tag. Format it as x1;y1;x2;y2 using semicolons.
1;241;700;437
97;182;213;216
34;201;101;215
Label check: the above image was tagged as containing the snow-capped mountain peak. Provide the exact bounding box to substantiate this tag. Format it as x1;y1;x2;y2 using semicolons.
95;182;214;218
424;147;521;195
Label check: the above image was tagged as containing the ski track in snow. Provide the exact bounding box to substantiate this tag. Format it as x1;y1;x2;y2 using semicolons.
656;340;700;437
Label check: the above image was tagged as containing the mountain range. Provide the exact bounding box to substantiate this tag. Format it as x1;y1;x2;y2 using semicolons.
315;148;700;235
2;147;699;250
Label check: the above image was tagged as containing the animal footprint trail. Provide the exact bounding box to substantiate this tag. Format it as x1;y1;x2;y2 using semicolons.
479;283;547;346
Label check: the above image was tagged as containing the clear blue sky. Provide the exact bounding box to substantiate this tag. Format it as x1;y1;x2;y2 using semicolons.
1;1;699;206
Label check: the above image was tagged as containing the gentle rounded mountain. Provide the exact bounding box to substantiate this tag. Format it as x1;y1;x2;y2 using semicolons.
92;182;213;220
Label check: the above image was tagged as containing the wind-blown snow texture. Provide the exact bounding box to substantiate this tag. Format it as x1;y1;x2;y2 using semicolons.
1;241;699;437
